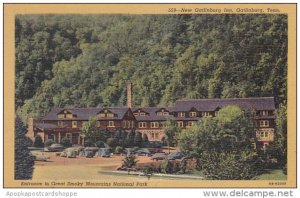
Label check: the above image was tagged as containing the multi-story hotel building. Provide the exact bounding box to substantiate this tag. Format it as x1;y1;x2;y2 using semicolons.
28;82;276;150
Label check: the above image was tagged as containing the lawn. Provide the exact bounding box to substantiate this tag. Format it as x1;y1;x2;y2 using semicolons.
254;169;287;180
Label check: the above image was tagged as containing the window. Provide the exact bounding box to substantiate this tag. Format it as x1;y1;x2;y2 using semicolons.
108;121;115;127
123;120;127;128
187;121;194;127
259;120;269;127
139;122;146;128
107;113;114;118
127;121;131;128
151;133;155;138
151;122;159;128
260;131;269;138
139;112;146;116
261;111;269;116
97;121;101;127
157;112;163;116
178;112;185;117
72;121;77;128
163;112;169;116
66;133;72;141
58;121;64;127
58;114;65;119
99;113;105;118
189;112;197;117
177;121;184;128
202;112;210;117
215;111;219;116
133;113;139;116
66;114;73;118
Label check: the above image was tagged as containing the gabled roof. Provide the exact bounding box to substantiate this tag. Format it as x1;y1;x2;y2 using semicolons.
42;107;130;121
174;97;275;111
132;107;174;121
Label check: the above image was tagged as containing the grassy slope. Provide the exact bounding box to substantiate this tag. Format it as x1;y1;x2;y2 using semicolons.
254;169;287;180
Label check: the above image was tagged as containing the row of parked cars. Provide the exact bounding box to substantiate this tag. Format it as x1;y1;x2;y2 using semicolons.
43;143;186;160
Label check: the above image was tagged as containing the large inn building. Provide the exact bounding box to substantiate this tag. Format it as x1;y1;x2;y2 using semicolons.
28;81;276;150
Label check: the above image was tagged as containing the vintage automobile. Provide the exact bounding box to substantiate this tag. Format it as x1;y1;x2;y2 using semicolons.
98;148;111;157
151;152;167;161
44;144;65;152
135;148;152;156
30;151;50;161
84;147;99;158
167;152;186;160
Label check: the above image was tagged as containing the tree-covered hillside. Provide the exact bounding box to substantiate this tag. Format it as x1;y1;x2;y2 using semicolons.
15;14;287;122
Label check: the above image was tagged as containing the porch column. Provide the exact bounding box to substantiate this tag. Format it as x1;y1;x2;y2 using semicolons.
77;134;81;145
58;132;61;143
45;134;48;142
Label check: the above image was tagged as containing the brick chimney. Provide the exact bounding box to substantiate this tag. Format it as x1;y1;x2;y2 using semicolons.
27;117;35;140
126;80;132;108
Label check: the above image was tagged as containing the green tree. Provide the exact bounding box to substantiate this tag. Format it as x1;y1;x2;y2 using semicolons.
122;154;139;168
60;137;71;147
178;105;258;179
15;116;34;180
33;134;44;148
80;117;101;144
199;151;261;180
275;104;287;167
163;119;181;153
134;131;143;147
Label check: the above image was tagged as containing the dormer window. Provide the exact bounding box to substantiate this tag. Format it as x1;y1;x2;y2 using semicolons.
157;112;163;116
261;111;269;116
189;112;197;117
99;113;105;118
140;112;146;116
178;112;185;117
66;114;73;118
107;113;114;118
58;114;65;119
202;112;210;117
163;112;169;116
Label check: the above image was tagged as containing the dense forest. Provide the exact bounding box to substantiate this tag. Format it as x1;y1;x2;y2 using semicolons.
15;14;287;122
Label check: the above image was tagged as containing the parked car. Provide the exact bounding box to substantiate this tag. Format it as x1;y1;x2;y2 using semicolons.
151;152;167;161
85;150;94;158
44;144;65;152
98;148;111;157
30;151;49;161
167;152;185;160
136;148;152;156
84;147;98;158
64;148;77;158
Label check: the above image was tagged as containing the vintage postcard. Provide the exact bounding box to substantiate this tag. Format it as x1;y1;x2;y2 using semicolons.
3;3;297;188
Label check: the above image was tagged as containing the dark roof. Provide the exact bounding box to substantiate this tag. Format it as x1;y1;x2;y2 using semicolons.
174;97;275;111
42;107;130;121
35;123;59;130
132;107;174;121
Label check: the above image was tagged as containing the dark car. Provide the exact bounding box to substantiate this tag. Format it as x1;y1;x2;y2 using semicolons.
44;144;65;152
151;152;167;161
98;148;111;157
136;148;152;156
167;152;185;160
84;147;98;158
